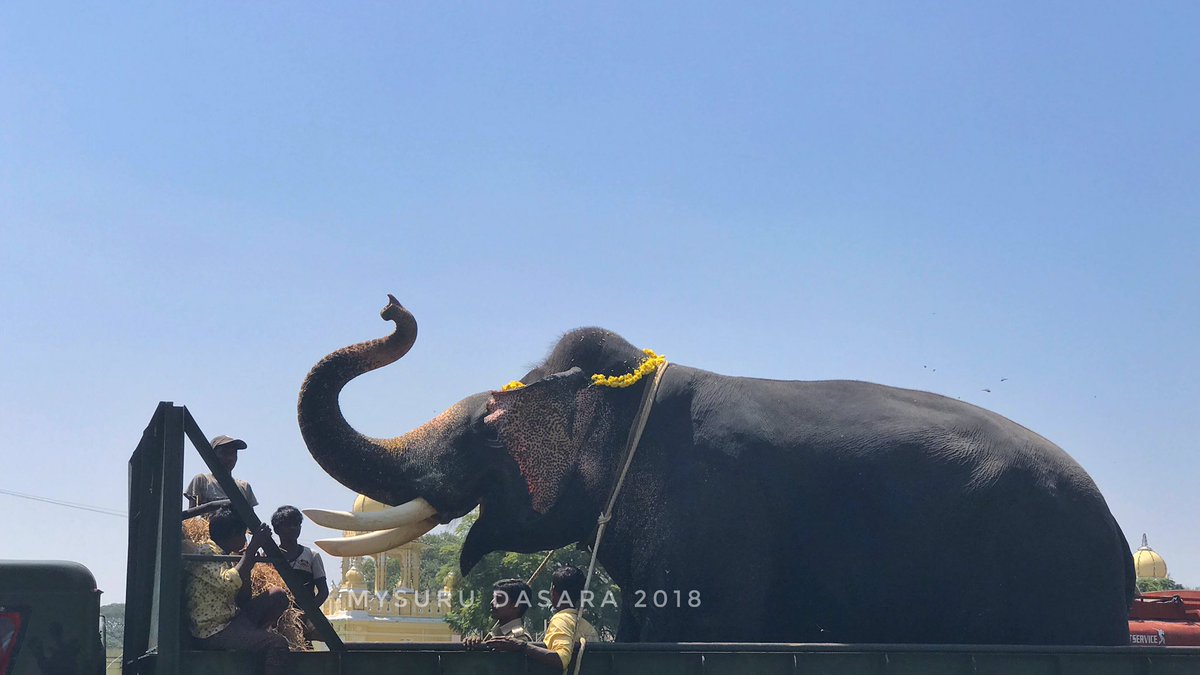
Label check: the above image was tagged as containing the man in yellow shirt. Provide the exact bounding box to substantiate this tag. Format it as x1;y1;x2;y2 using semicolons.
184;508;288;674
487;566;598;671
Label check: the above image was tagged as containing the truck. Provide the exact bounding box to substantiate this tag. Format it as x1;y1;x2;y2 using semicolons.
1130;591;1200;647
0;560;106;675
2;403;1199;674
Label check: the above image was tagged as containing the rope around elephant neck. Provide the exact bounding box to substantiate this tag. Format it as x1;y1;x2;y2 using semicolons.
569;359;670;674
502;360;668;662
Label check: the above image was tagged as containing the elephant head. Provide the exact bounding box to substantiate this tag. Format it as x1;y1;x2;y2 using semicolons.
298;295;655;573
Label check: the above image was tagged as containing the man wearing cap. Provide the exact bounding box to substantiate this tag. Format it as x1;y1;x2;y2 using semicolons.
185;435;259;510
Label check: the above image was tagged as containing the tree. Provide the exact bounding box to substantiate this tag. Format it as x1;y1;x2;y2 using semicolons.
359;556;404;590
99;603;124;649
421;511;621;640
419;529;462;589
354;532;459;591
1137;577;1185;594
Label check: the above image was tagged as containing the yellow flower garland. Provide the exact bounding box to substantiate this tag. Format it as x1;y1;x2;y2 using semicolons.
498;349;666;391
591;349;666;388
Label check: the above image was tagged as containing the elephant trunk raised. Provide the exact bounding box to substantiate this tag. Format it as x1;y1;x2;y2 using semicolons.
296;295;482;555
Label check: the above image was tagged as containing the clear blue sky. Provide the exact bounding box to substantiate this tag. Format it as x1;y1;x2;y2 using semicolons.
2;3;1196;604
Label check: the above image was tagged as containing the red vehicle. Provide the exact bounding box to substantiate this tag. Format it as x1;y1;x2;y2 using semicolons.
1130;590;1200;646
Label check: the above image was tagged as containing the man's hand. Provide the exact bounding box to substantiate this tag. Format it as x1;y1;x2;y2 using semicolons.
234;524;271;607
483;636;527;653
462;636;484;650
248;524;274;552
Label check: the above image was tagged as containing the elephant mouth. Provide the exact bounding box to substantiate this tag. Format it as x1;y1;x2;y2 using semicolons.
304;497;445;556
302;397;536;561
302;451;559;569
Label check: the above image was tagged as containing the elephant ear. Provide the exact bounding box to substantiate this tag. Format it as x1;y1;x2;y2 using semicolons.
485;368;600;513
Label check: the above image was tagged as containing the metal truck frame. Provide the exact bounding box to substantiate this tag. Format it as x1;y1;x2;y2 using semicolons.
119;403;1200;675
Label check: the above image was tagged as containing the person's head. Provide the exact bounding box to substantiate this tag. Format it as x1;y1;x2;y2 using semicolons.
208;507;248;553
210;435;247;472
550;566;587;611
490;578;532;622
271;505;303;543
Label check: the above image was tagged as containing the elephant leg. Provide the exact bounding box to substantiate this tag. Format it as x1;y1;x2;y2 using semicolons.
620;476;786;642
616;599;642;642
630;539;776;642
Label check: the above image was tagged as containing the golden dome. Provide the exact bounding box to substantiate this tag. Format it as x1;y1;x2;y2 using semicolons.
443;571;459;593
343;560;367;589
352;494;389;513
1133;534;1168;579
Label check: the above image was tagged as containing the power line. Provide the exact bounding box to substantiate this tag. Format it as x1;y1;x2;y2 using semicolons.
0;487;127;518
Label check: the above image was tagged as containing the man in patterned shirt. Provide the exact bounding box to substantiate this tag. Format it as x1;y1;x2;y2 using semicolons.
184;508;288;674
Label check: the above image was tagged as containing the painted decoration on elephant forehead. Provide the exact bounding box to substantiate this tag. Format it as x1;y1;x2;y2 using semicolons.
500;349;666;392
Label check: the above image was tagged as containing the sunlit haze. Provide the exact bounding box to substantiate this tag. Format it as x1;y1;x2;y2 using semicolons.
1;3;1196;603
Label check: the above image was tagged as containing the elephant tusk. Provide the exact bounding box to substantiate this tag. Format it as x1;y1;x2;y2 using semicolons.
313;517;439;557
302;498;438;532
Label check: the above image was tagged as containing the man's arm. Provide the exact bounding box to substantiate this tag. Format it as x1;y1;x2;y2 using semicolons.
524;641;571;671
311;552;329;606
181;499;231;520
234;524;273;606
244;482;259;508
313;577;329;607
485;637;568;671
183;474;204;509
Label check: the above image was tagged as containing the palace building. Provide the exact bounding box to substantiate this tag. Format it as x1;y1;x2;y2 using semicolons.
1133;533;1169;580
317;494;457;643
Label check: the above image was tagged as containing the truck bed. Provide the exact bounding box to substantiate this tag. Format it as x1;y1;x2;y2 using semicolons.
170;642;1200;675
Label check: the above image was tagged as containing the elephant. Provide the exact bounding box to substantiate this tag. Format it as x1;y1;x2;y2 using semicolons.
298;295;1134;645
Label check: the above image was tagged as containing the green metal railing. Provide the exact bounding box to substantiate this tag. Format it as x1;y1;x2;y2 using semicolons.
177;642;1200;675
123;403;345;675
